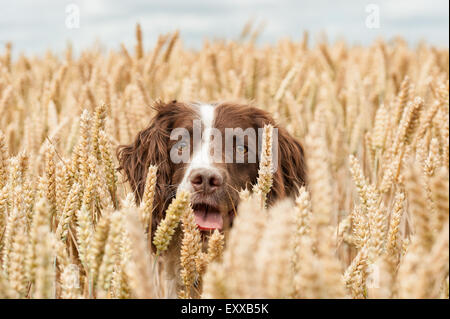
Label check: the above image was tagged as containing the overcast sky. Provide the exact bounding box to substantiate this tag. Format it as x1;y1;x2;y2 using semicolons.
1;0;448;56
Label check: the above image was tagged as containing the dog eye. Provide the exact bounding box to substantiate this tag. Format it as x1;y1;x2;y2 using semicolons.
236;145;247;154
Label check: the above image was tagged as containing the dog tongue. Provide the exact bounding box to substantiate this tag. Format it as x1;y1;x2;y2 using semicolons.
194;209;223;231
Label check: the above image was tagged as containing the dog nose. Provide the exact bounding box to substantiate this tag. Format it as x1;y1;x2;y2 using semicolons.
189;168;223;193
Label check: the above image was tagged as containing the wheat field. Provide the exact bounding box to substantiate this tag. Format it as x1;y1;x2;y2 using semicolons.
0;25;448;299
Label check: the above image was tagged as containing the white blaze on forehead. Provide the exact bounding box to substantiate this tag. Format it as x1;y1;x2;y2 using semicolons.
199;103;215;132
194;103;215;165
178;103;216;190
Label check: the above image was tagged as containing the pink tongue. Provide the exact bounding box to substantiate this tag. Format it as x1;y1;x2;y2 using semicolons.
194;210;223;230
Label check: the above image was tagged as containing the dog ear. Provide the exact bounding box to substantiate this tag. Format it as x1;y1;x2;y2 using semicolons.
117;102;175;242
246;106;306;202
269;127;306;201
117;107;172;203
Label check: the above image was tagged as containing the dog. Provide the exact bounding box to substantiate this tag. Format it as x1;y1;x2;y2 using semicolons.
117;100;306;295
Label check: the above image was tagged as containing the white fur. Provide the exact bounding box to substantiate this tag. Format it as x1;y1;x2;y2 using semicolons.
178;103;216;191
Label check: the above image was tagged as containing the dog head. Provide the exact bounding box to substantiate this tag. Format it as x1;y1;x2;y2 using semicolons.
117;101;306;244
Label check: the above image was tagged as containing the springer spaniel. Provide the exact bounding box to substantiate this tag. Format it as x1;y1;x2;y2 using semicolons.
117;100;306;293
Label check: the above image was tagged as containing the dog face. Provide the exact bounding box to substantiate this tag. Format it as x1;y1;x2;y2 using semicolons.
117;101;306;244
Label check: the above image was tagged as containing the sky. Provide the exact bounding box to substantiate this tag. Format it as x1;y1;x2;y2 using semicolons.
0;0;448;56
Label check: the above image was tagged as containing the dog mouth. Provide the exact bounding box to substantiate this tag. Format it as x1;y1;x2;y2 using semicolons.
192;203;224;231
